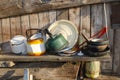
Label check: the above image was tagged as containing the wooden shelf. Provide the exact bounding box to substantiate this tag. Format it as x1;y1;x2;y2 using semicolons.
0;52;111;62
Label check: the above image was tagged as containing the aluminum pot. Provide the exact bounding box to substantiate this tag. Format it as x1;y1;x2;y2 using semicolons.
26;28;46;56
10;35;27;55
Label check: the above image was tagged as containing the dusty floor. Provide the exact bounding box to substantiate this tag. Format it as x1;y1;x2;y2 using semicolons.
0;68;120;80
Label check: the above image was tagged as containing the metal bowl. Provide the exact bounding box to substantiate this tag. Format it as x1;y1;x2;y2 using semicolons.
87;44;108;52
88;39;109;46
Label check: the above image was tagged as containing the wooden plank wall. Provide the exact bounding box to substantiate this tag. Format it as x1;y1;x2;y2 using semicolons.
111;3;120;75
0;3;115;79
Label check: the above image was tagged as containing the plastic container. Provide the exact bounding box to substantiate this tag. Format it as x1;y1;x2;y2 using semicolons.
85;61;100;78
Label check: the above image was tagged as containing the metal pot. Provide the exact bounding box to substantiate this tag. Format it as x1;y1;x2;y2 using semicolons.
45;29;68;52
10;35;27;55
26;28;46;56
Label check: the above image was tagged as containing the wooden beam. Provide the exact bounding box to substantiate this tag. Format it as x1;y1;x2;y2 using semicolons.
0;53;111;62
0;0;119;18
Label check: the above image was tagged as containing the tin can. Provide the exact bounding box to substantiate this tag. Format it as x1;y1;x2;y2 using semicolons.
85;61;100;78
27;38;46;56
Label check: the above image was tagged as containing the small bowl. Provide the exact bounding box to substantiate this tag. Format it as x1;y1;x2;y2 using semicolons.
88;39;109;46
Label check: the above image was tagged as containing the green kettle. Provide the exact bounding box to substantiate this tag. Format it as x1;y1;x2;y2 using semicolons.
45;29;68;53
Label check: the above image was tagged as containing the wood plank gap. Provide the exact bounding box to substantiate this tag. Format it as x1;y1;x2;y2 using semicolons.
0;19;3;42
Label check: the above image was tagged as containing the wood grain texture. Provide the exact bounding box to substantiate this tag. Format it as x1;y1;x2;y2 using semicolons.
69;7;80;28
29;14;39;28
49;10;56;25
29;13;39;34
56;9;69;20
1;18;11;42
80;6;90;38
80;5;90;46
10;17;21;38
113;29;120;74
0;0;119;19
0;20;2;42
0;53;111;62
91;4;104;39
10;17;16;38
111;3;120;25
30;62;80;80
21;15;30;36
39;11;50;29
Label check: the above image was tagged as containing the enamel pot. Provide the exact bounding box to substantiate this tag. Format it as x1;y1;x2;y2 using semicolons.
26;28;46;56
10;35;27;55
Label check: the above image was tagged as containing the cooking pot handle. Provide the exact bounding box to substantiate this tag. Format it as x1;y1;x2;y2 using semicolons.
26;28;41;39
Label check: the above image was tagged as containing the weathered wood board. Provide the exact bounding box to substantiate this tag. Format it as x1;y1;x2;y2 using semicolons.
21;15;30;36
0;0;119;19
113;29;120;74
10;17;21;38
0;20;2;42
0;53;111;62
1;18;11;42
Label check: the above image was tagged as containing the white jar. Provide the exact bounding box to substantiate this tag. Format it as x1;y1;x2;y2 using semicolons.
10;35;27;55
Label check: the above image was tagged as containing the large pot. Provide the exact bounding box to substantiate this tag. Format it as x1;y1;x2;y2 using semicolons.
26;28;46;56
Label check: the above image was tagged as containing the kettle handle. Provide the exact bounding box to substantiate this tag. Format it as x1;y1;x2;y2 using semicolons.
45;29;53;38
26;28;41;40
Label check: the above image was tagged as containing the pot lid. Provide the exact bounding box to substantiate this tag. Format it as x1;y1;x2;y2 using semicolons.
10;35;27;44
48;20;78;51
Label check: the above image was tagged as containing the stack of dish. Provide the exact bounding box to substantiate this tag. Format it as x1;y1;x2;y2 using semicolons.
82;39;109;57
